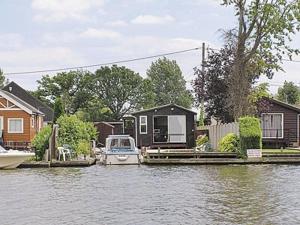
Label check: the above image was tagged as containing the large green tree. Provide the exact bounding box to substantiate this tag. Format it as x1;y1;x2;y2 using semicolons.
91;65;154;120
276;81;300;104
146;57;193;108
36;70;92;114
222;0;300;119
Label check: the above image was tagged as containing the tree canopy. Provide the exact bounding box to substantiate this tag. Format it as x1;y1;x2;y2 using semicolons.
92;65;154;120
193;45;235;123
276;81;300;104
0;69;8;88
222;0;300;119
146;57;193;109
35;70;92;114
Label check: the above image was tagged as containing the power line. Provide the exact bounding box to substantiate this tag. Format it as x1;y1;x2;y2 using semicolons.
4;47;201;76
3;45;299;76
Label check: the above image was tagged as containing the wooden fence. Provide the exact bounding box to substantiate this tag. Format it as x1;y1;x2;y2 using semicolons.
198;122;239;150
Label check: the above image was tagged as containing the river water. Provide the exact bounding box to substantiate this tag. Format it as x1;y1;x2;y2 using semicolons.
0;164;300;225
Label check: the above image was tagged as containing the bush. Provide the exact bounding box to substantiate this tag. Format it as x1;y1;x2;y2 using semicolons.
219;133;239;153
196;135;209;147
56;115;97;155
76;140;91;157
239;116;262;157
32;125;52;160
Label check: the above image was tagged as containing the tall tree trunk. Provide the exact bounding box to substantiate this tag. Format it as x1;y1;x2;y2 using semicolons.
229;59;251;120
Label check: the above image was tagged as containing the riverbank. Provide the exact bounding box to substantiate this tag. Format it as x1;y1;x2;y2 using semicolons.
143;157;300;165
142;149;300;165
18;158;96;168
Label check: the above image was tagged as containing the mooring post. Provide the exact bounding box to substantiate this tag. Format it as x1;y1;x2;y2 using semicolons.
158;147;160;159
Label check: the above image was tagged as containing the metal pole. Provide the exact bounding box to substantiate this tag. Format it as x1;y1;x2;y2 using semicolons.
199;42;206;126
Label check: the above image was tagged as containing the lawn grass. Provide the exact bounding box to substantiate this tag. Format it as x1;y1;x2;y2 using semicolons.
262;149;300;154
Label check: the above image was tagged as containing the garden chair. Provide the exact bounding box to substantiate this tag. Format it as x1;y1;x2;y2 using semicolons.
58;146;71;161
62;144;76;159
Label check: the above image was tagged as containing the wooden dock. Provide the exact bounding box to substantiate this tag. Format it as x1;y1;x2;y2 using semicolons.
143;157;300;165
143;150;300;165
18;158;97;168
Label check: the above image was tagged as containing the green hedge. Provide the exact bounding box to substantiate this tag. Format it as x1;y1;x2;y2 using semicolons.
239;116;262;157
219;133;239;153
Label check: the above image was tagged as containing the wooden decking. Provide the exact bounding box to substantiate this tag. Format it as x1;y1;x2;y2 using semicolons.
18;158;96;168
142;149;300;165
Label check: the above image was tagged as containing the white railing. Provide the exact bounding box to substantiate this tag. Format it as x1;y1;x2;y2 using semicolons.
198;122;239;150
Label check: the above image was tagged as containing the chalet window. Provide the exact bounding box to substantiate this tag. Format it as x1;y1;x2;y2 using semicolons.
31;116;35;128
261;113;283;138
8;118;23;133
140;116;147;134
0;116;3;131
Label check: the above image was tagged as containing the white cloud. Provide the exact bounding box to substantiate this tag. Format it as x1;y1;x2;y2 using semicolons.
31;0;104;22
131;14;175;25
105;20;128;27
80;28;121;39
0;33;24;50
0;47;84;68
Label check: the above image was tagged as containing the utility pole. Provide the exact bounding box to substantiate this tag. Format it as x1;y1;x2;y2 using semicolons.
199;42;205;126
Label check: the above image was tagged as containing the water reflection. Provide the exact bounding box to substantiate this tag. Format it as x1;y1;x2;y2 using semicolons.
0;165;300;225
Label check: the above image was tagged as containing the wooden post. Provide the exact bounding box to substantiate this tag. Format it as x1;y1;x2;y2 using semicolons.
158;147;160;159
49;124;59;162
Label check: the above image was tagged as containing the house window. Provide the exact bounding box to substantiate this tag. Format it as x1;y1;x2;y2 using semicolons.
261;113;283;138
0;116;3;131
140;116;147;134
8;118;23;133
31;116;35;128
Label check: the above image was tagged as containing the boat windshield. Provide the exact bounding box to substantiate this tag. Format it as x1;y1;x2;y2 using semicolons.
0;146;7;153
110;138;133;152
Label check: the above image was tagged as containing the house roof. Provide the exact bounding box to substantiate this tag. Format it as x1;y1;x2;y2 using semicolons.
131;103;197;115
264;97;300;113
2;82;54;121
0;90;44;115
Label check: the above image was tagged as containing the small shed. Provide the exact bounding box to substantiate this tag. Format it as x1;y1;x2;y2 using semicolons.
258;97;300;148
131;104;197;149
94;121;124;146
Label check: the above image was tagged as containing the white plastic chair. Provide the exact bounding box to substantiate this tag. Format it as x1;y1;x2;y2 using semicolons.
58;147;71;161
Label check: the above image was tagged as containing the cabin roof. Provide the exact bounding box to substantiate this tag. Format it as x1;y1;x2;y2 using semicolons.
131;103;197;115
264;97;300;113
2;81;53;121
0;89;44;115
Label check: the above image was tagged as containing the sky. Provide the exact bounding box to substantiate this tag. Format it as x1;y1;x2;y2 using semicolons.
0;0;299;93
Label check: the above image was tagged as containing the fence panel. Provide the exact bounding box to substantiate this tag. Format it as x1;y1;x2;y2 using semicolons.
198;122;239;150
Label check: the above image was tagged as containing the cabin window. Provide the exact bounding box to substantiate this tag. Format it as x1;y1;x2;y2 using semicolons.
0;116;3;131
8;118;23;133
140;116;147;134
31;116;35;128
261;113;283;138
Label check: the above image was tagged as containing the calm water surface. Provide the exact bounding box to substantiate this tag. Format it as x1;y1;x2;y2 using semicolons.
0;164;300;225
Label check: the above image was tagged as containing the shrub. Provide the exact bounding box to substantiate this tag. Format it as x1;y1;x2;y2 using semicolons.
76;140;91;158
239;116;262;157
32;125;52;160
219;133;239;153
196;135;209;147
56;115;97;155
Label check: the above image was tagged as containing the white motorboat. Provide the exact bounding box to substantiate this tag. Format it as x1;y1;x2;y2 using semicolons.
103;135;140;165
0;146;35;169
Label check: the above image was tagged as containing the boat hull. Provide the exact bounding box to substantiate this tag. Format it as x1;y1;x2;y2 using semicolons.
0;152;35;169
104;153;140;165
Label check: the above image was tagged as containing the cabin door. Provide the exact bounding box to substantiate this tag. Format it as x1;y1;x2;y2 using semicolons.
168;115;186;143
